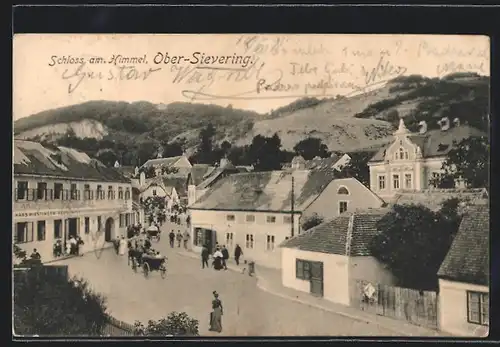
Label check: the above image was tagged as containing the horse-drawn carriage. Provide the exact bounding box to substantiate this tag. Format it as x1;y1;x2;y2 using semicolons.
146;225;161;242
129;247;167;279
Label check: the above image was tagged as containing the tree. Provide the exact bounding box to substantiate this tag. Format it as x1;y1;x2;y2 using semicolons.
293;137;330;160
301;213;324;231
96;149;118;167
13;260;108;336
248;133;285;171
162;142;184;158
193;123;216;164
369;201;461;290
437;136;489;189
336;151;373;187
133;312;199;336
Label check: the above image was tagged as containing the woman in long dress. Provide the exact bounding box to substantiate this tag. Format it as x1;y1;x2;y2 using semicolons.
118;236;127;256
209;291;223;332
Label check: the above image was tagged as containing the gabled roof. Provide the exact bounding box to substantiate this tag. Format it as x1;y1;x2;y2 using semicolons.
189;170;337;212
162;176;188;197
13;140;129;183
305;154;343;170
369;125;487;163
389;189;489;212
141;156;183;169
197;165;241;190
189;164;216;186
281;209;388;256
438;205;489;286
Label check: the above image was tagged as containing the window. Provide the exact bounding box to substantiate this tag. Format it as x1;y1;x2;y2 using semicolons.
405;151;409;160
37;182;47;200
467;291;489;326
393;153;398;161
17;181;28;200
226;214;235;222
152;189;157;196
378;175;386;190
266;216;276;223
36;221;46;241
246;215;255;223
107;186;114;200
226;232;234;247
245;234;254;249
266;235;275;251
97;216;102;231
119;214;125;228
393;174;400;189
70;183;79;200
97;185;104;200
125;213;130;226
404;173;412;189
54;183;63;199
125;188;131;200
339;201;348;214
296;259;311;280
118;187;124;199
54;219;62;239
84;217;90;234
337;186;349;195
84;184;93;200
283;216;292;224
15;222;34;243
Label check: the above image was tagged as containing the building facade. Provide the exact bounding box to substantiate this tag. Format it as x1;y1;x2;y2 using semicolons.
437;205;489;337
13;140;136;262
367;117;486;200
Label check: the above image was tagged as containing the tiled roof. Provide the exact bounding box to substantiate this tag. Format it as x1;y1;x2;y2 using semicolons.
141;156;182;169
189;164;216;186
162;177;188;197
281;210;387;256
390;189;489;212
305;154;342;170
197;165;241;190
438;205;490;285
369;125;487;162
116;166;136;178
189;170;337;212
13;140;129;183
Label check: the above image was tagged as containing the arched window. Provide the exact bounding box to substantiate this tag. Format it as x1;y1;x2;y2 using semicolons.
399;147;404;160
337;186;349;195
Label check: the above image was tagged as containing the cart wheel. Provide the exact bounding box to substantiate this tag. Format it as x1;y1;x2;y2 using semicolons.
143;263;150;278
160;265;167;279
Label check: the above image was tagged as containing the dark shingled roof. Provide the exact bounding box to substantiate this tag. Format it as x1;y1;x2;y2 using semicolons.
305;154;342;170
141;156;183;169
189;164;216;186
369;125;487;163
390;189;489;212
14;140;129;183
190;170;337;212
280;210;387;256
438;205;490;285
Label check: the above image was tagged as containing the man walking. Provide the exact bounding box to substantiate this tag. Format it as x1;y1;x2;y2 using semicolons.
183;230;190;249
176;230;183;248
234;244;243;266
221;245;229;270
169;230;175;248
201;244;209;269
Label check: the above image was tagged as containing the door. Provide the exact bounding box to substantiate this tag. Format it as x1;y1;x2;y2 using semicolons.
105;218;114;242
203;229;217;253
309;261;324;297
68;218;78;238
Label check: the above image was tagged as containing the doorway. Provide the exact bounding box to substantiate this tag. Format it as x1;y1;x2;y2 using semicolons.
67;218;78;238
203;229;217;253
105;218;114;242
309;261;324;297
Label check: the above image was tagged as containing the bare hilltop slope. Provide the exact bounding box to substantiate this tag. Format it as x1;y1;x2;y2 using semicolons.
14;73;489;159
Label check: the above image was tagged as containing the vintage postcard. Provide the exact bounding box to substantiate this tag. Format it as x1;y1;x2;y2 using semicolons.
12;34;490;338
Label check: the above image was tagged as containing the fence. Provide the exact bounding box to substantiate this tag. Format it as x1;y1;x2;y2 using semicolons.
353;280;438;330
102;315;135;336
13;264;69;282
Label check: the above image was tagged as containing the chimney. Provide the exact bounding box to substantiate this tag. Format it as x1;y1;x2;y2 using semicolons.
139;171;146;186
220;157;230;168
418;120;428;134
453;118;460;127
439;117;450;131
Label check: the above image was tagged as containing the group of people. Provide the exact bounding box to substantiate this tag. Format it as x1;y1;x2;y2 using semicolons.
169;230;190;249
201;244;243;270
52;235;84;258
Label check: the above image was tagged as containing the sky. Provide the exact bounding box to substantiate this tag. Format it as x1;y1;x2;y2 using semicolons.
13;34;490;120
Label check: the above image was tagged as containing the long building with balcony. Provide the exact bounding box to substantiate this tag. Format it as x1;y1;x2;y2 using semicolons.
13;140;138;262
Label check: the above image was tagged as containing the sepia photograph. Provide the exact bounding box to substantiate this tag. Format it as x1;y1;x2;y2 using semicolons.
12;34;489;338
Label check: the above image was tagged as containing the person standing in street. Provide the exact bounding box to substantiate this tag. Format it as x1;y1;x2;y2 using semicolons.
201;244;209;269
209;291;223;333
221;245;229;270
234;244;243;266
169;230;175;248
182;230;190;249
176;230;182;248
